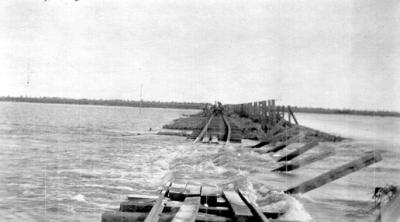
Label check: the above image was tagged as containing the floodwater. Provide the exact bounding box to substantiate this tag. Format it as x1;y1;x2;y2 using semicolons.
0;102;399;222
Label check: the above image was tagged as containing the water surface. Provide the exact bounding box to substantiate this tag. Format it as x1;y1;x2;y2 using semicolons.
0;102;399;221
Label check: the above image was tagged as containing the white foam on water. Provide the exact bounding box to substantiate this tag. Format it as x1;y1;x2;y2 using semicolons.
196;160;229;174
281;196;312;222
296;193;317;202
153;159;170;170
72;194;87;202
258;191;312;222
240;180;259;203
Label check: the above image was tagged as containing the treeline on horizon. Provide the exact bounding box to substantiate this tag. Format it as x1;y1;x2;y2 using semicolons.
290;106;400;117
1;96;399;117
0;96;206;110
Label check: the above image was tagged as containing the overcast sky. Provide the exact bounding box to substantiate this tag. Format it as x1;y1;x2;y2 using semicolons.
1;0;399;111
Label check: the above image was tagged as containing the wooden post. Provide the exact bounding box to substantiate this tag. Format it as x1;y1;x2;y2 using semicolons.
260;101;267;130
272;149;335;172
267;100;272;130
271;99;276;125
285;151;382;194
276;140;319;162
254;102;258;120
288;106;298;125
276;106;281;120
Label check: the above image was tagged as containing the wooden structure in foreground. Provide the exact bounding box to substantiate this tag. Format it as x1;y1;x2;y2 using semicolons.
102;182;293;222
101;150;383;221
102;150;383;222
101;134;384;221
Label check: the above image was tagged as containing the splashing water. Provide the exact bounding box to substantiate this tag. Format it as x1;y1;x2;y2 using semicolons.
1;102;399;222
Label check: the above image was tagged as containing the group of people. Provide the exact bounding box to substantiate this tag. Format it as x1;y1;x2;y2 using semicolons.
203;101;224;115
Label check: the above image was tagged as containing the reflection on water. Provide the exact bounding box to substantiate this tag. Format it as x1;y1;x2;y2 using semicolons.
0;102;399;222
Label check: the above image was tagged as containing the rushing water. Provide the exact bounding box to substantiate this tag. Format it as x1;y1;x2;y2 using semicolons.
0;102;399;222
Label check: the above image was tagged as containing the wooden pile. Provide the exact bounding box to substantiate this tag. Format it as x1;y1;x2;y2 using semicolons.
227;100;297;131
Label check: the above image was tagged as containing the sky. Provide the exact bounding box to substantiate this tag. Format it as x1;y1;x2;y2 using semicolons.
0;0;399;111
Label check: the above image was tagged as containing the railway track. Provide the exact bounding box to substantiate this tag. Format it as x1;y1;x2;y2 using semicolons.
190;113;242;144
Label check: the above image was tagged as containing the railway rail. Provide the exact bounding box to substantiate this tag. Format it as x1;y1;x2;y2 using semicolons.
190;113;242;145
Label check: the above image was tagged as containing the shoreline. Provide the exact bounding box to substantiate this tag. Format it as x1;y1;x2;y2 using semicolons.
1;97;399;117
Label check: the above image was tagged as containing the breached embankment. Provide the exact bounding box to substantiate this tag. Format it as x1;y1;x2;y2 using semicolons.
161;111;344;143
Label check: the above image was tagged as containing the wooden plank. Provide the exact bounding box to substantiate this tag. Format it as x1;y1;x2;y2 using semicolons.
121;197;183;213
172;197;201;222
102;211;175;222
380;187;400;222
120;196;157;212
196;213;232;222
266;134;301;153
201;186;219;206
199;206;231;217
237;189;270;222
144;189;168;222
276;140;319;162
223;191;253;222
169;183;187;201
285;151;382;194
272;149;335;172
184;184;201;197
127;194;158;200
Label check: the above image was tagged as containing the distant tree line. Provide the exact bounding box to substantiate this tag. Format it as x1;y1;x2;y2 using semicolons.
0;96;206;110
2;96;399;117
290;106;400;117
